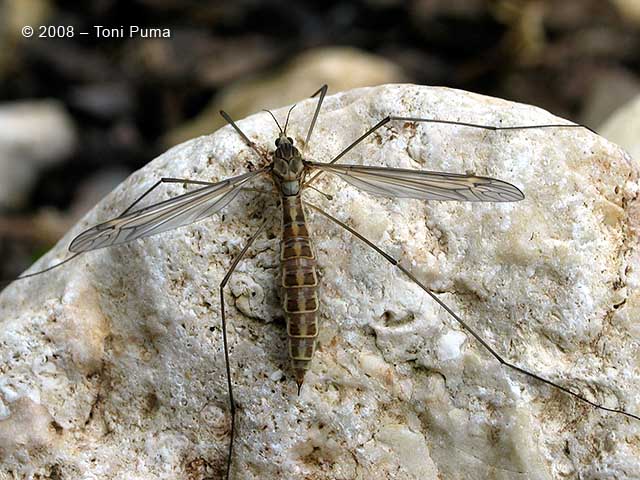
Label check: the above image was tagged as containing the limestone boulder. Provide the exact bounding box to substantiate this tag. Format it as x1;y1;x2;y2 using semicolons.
1;84;638;479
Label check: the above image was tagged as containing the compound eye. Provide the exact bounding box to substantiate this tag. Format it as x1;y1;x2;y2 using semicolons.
275;138;281;147
287;137;293;143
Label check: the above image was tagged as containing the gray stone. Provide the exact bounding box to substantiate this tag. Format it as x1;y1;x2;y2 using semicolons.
0;100;76;208
163;46;407;146
1;84;638;479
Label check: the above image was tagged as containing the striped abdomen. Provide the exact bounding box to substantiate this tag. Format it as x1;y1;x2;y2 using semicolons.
281;194;319;389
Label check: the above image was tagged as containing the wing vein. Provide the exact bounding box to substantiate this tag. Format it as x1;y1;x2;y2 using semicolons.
308;162;523;202
69;169;265;253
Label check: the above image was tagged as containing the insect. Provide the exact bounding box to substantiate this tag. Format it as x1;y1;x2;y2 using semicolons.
5;85;639;478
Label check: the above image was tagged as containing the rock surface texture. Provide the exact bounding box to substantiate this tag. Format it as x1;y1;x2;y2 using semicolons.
1;84;639;479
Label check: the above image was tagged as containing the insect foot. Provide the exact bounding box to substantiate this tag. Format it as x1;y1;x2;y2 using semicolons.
0;84;638;479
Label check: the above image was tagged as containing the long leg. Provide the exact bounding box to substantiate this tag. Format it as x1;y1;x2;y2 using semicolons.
218;220;269;480
220;110;269;162
8;252;83;283
303;84;328;152
2;177;219;287
224;85;327;158
391;116;596;134
304;116;391;188
121;177;217;216
304;201;640;422
304;115;592;188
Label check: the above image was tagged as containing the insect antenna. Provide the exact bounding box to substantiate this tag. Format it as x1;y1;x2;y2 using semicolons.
304;201;640;422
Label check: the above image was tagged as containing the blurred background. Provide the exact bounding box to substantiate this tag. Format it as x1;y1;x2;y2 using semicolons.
1;0;640;280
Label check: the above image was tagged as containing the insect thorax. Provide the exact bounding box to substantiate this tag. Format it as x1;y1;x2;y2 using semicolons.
271;134;305;196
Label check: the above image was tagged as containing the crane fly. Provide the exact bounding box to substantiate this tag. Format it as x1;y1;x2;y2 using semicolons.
5;85;639;478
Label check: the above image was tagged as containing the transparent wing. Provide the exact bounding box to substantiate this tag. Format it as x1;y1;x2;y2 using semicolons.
308;163;524;202
70;170;263;253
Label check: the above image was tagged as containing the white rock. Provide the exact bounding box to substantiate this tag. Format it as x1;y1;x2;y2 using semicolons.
436;330;467;361
375;424;438;477
0;84;639;479
0;100;77;208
